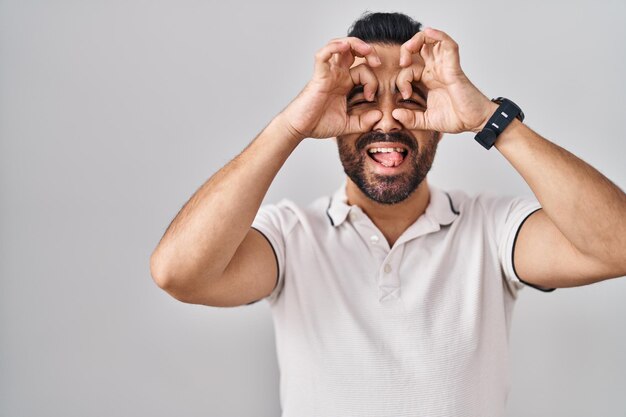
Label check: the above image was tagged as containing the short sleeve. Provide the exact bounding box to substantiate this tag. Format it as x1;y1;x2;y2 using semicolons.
250;203;290;304
487;194;554;294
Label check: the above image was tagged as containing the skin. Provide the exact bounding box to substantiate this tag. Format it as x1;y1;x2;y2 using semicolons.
337;44;441;245
150;28;626;307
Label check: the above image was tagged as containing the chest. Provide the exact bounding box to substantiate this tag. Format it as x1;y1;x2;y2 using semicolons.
281;222;506;332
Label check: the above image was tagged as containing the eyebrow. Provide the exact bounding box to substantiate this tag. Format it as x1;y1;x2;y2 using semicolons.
347;85;365;102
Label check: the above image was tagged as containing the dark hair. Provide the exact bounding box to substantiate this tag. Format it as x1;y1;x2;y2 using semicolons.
347;12;422;45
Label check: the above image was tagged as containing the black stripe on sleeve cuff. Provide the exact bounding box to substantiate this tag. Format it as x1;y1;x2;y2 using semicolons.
246;226;281;305
512;208;556;293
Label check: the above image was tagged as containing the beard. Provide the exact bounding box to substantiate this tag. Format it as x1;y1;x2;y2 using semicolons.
337;130;439;205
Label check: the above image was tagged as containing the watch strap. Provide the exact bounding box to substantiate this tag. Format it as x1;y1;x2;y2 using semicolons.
474;98;524;150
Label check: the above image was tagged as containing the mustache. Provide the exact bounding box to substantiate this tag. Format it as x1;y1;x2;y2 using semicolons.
355;131;418;153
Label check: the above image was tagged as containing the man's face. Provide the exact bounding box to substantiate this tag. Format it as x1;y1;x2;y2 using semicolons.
337;43;439;205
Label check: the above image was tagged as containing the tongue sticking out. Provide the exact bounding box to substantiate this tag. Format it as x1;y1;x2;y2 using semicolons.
371;151;405;167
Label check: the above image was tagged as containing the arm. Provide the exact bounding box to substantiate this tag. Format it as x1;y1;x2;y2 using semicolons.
494;119;626;288
150;38;382;307
393;27;626;289
150;117;300;306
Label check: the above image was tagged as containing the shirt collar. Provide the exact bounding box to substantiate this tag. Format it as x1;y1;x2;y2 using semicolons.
326;181;459;228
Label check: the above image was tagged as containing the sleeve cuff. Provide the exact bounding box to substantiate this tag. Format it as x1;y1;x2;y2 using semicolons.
249;225;284;304
504;205;556;293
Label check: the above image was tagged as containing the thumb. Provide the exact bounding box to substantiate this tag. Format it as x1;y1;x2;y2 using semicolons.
345;110;382;135
392;108;427;130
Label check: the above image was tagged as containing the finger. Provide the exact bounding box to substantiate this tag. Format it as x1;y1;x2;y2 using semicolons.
314;41;351;63
422;27;455;43
315;41;351;68
345;110;382;135
420;43;433;63
419;28;461;72
400;32;425;67
336;45;358;69
392;108;427;130
421;27;459;53
340;37;382;67
313;41;351;77
396;68;412;100
349;63;378;101
396;64;424;100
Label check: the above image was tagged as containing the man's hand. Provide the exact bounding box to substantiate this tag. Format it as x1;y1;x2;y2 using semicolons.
393;28;497;134
279;38;384;140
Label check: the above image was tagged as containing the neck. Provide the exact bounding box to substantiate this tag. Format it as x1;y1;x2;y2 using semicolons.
345;178;431;247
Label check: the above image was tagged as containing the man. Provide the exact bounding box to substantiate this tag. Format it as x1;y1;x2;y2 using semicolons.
150;12;626;417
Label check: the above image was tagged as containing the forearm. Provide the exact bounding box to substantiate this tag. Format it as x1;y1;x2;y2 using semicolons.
495;119;626;269
150;115;302;287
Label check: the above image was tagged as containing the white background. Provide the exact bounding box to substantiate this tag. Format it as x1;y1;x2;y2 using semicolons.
1;0;625;416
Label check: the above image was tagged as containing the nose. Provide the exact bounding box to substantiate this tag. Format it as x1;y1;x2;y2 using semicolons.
372;95;403;133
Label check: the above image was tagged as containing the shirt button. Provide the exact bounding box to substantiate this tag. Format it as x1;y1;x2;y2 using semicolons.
384;264;392;274
349;212;358;222
369;235;379;244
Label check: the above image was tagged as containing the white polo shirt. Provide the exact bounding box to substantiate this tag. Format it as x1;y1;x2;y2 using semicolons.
252;182;551;417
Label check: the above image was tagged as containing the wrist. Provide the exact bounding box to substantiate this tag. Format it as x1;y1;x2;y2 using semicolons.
493;118;525;149
272;113;307;146
472;101;499;133
473;97;525;150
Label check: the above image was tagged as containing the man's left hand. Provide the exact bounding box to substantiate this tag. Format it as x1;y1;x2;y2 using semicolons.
393;27;497;134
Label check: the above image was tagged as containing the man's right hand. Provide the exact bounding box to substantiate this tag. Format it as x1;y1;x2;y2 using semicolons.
279;38;383;140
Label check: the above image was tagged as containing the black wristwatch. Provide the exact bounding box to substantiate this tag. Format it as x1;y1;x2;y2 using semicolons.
474;97;524;150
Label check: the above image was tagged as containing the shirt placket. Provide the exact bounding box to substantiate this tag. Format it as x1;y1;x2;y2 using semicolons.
348;207;403;303
377;244;404;303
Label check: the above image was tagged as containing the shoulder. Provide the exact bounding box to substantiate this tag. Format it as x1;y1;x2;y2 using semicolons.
441;188;541;247
255;194;333;236
446;188;539;219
